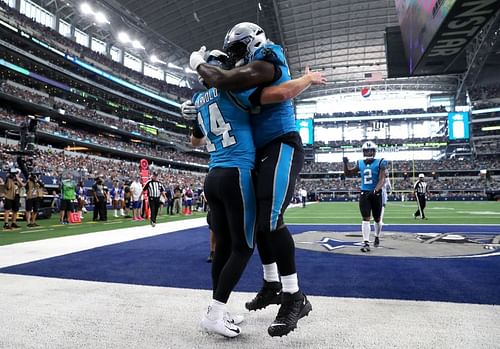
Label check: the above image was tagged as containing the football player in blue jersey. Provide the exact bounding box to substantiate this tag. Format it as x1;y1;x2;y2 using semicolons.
343;141;388;252
186;50;325;338
189;22;325;337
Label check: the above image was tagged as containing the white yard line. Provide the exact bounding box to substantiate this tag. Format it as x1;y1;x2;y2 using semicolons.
0;218;207;268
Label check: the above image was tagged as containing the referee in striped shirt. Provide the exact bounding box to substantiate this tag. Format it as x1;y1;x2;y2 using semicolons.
142;172;165;227
414;173;428;220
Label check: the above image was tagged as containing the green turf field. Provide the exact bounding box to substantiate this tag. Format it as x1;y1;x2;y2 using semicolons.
0;210;207;246
285;201;500;225
1;201;498;246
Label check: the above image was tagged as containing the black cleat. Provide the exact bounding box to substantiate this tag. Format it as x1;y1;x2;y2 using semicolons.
268;291;312;337
374;236;380;247
245;280;282;311
360;241;370;252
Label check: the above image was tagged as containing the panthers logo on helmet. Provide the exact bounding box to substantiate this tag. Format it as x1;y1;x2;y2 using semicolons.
362;141;377;159
223;22;267;66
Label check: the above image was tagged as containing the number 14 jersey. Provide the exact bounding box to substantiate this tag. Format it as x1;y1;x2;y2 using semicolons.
192;88;256;171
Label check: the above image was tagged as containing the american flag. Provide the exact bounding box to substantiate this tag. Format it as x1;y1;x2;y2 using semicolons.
364;71;384;83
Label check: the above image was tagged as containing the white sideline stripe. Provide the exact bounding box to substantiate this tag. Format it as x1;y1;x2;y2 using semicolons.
0;218;207;268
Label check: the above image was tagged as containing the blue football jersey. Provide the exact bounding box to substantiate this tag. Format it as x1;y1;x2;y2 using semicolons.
193;88;256;170
358;158;387;191
249;43;297;149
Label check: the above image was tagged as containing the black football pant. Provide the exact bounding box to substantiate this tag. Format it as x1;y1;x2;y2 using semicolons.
254;133;304;277
148;197;160;223
415;193;426;218
204;167;256;304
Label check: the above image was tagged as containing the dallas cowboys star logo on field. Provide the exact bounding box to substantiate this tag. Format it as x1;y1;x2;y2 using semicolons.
315;237;363;251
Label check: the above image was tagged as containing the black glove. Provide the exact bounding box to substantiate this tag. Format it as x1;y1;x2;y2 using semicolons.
342;157;349;164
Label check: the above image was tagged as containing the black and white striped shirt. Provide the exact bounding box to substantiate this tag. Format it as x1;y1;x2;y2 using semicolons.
143;180;164;198
414;180;428;195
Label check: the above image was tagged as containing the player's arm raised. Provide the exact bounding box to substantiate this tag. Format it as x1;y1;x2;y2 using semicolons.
343;157;359;176
260;66;327;104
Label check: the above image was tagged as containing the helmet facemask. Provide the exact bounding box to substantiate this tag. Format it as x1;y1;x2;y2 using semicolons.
223;22;267;67
363;148;376;159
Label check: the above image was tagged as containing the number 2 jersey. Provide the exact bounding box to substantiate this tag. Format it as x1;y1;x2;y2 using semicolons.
358;158;387;191
192;88;256;171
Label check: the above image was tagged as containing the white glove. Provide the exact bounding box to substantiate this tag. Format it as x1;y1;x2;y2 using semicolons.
189;46;207;71
181;100;197;120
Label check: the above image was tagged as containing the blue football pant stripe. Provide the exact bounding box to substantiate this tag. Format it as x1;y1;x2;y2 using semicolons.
271;143;294;231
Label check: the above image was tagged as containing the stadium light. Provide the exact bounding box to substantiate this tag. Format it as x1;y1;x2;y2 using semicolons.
151;55;166;64
132;40;145;50
80;3;93;15
481;125;500;131
168;62;183;70
118;32;130;43
94;12;110;24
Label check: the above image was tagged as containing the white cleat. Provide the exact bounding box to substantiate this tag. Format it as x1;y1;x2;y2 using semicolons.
224;312;244;325
200;315;241;338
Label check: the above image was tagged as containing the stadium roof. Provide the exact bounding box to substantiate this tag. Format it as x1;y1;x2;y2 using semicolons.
36;0;460;98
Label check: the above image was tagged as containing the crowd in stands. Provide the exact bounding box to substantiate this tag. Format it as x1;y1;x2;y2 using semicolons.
297;175;499;199
314;136;449;148
0;143;207;226
474;141;500;154
0;49;183;127
1;82;190;145
302;157;500;173
0;1;195;100
314;106;447;119
0;109;208;166
469;84;500;102
0;144;203;185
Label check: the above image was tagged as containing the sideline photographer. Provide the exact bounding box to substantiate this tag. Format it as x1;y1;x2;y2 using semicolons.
3;168;24;230
26;172;43;227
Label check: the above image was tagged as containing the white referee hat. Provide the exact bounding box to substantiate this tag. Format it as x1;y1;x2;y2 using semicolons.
418;173;425;178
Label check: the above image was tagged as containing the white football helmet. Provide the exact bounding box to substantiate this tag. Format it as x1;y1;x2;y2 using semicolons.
223;22;267;66
198;50;231;87
362;141;377;159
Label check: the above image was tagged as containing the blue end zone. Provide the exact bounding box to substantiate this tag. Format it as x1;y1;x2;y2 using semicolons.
1;224;499;305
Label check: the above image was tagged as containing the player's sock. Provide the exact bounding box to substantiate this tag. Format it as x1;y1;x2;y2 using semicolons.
374;222;382;237
362;221;371;243
263;263;280;283
281;273;299;294
207;299;226;320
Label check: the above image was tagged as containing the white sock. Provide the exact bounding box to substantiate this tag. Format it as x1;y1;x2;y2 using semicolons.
207;299;226;320
114;209;118;216
281;273;299;294
362;221;371;243
263;263;280;283
374;222;382;237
